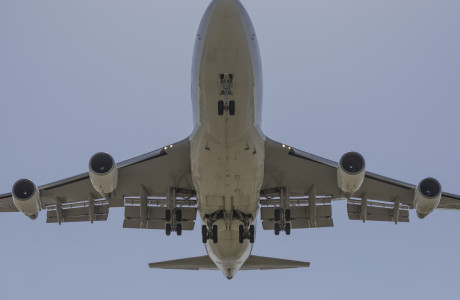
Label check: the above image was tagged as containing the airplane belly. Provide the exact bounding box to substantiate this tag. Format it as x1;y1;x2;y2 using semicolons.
189;0;264;276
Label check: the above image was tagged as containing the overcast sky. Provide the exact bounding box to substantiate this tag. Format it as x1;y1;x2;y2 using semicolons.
1;0;460;299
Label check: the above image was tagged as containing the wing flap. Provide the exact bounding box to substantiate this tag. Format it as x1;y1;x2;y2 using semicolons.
347;200;409;223
123;219;195;230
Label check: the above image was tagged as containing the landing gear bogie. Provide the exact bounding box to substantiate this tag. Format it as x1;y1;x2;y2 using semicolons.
238;223;255;244
201;224;219;244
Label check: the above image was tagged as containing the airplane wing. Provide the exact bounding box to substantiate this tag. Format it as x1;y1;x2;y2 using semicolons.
261;138;460;230
0;138;197;230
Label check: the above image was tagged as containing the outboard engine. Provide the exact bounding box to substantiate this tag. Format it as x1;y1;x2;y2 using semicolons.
337;152;366;197
12;179;41;219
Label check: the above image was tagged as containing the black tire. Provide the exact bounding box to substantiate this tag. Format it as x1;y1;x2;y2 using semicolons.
249;225;255;243
165;223;172;236
239;225;244;243
218;100;224;115
274;223;280;236
175;209;182;222
165;209;171;222
212;225;218;244
201;225;208;243
229;100;235;115
274;209;281;222
176;223;182;236
285;223;291;236
285;209;291;221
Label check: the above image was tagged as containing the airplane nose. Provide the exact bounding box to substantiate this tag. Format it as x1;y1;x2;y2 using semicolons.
211;0;241;18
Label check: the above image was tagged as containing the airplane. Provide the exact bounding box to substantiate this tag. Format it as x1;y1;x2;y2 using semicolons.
1;0;460;280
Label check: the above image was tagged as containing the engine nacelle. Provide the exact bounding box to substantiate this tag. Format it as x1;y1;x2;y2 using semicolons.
12;179;41;219
414;177;441;219
89;152;118;197
337;152;366;197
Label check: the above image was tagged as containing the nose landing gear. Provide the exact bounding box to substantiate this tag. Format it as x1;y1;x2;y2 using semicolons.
217;73;236;116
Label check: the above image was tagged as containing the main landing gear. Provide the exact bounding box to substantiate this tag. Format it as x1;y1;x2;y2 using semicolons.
233;210;255;244
238;224;255;243
201;210;224;244
201;209;255;244
165;209;183;236
164;187;187;236
274;208;291;236
202;224;218;244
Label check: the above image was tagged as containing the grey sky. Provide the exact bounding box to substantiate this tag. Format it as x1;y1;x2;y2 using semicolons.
1;0;460;299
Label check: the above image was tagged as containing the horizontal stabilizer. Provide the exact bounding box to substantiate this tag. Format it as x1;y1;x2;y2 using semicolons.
148;255;309;271
242;255;310;270
149;256;217;270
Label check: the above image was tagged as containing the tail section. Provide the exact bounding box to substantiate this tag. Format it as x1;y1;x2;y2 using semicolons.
149;255;309;271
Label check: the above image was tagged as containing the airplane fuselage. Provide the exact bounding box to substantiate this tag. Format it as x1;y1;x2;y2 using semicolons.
190;0;264;279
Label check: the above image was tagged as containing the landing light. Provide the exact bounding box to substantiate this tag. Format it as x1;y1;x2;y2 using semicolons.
282;144;286;148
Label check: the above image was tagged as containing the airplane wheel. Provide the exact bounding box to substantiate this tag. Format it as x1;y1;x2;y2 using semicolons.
249;225;255;243
238;225;244;243
218;100;224;115
175;209;182;222
285;209;291;221
285;223;291;236
274;209;281;222
165;223;172;236
229;100;235;115
176;223;182;236
212;225;218;244
165;210;171;222
201;225;208;243
274;223;280;236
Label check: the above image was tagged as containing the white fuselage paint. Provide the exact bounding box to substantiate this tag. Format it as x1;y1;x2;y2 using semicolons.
190;0;264;279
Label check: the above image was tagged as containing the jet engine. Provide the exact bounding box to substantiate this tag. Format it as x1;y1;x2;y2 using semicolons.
89;152;118;197
337;152;366;197
12;179;41;219
414;177;441;219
